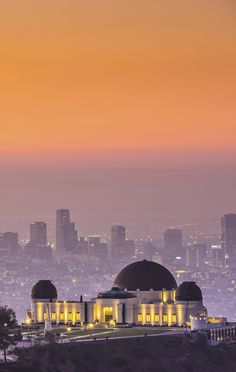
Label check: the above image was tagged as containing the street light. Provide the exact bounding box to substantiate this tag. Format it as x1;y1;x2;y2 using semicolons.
88;323;94;336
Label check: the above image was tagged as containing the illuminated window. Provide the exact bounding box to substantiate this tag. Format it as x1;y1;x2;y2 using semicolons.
163;314;168;322
138;313;143;322
51;313;56;321
154;314;159;322
44;312;56;321
76;312;81;321
59;313;64;321
172;315;177;323
68;313;73;321
146;314;151;322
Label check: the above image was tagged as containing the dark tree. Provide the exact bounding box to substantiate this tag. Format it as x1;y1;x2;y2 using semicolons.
44;331;57;344
0;305;18;363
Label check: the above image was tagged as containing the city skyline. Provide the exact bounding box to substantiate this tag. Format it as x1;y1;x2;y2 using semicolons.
1;207;236;323
1;2;236;369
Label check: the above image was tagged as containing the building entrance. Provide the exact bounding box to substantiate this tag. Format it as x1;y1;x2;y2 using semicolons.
103;307;113;322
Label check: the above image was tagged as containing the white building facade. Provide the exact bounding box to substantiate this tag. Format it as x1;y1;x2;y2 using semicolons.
29;260;207;327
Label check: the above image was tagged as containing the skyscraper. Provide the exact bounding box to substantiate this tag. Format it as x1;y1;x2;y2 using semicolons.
111;225;126;258
163;229;183;266
185;243;207;270
111;225;126;245
143;242;157;260
30;222;47;246
221;214;236;267
210;245;224;268
56;209;78;251
56;209;70;250
111;225;135;259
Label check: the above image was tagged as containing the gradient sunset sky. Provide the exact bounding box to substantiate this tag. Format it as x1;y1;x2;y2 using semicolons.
0;1;236;232
0;0;236;166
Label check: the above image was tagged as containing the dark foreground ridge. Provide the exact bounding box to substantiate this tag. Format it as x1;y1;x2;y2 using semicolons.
2;334;236;372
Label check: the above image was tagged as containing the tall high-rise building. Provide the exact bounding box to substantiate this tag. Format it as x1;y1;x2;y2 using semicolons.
143;242;157;260
30;222;47;246
221;214;236;267
111;225;135;259
88;236;101;255
111;226;126;246
56;209;70;250
210;245;224;268
111;225;126;258
56;209;78;251
194;243;207;268
124;239;135;258
186;243;207;270
64;222;78;250
163;229;183;266
185;246;195;269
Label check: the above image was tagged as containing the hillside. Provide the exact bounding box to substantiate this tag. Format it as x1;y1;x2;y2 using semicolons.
2;334;236;372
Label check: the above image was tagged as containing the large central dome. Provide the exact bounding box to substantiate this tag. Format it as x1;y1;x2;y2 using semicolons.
113;260;177;291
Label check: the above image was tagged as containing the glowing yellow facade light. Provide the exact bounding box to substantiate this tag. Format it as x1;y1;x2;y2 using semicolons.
150;305;155;324
76;312;81;321
37;302;44;322
64;302;68;324
162;290;167;302
109;320;116;327
72;303;76;325
67;327;72;332
138;313;143;322
173;290;176;302
142;305;146;325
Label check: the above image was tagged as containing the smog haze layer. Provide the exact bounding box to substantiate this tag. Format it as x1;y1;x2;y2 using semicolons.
0;0;236;233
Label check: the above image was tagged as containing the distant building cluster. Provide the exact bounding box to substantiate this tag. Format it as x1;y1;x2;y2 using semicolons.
1;211;236;322
1;211;236;270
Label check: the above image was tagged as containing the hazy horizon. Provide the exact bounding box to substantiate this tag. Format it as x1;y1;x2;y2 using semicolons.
0;0;236;235
0;157;235;239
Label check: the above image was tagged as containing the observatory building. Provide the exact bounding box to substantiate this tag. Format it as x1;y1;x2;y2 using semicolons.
29;260;207;326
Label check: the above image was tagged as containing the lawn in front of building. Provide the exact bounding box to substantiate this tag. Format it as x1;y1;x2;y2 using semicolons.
74;327;172;340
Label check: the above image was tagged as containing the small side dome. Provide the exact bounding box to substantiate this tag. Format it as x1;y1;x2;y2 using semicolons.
31;280;57;300
176;282;202;301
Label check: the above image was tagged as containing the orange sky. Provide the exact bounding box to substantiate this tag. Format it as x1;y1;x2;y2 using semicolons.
0;0;236;162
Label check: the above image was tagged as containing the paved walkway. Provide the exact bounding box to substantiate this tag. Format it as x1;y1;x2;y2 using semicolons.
61;328;186;343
